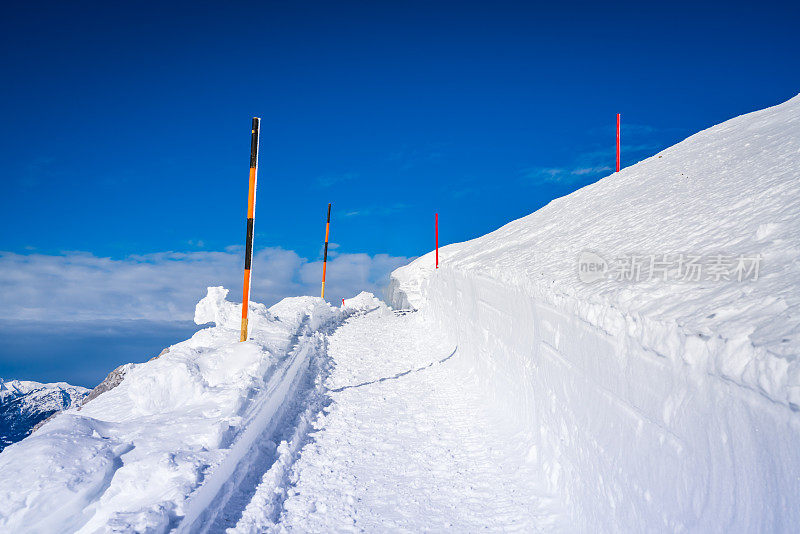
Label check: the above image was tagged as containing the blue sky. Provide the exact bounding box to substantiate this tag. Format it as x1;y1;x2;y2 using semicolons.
1;0;799;386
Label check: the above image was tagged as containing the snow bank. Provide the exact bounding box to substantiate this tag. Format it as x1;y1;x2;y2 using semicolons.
0;287;366;532
390;95;800;531
387;254;434;310
342;290;386;310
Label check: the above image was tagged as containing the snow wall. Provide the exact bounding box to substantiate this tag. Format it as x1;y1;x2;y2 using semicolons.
390;95;800;532
413;269;799;532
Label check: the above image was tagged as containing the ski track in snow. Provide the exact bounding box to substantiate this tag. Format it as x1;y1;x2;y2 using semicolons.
229;306;564;533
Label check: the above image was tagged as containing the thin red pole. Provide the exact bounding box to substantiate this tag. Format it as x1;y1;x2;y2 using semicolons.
435;213;439;269
616;113;620;172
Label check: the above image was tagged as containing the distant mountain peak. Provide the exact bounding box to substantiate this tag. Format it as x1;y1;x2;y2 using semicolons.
0;378;89;451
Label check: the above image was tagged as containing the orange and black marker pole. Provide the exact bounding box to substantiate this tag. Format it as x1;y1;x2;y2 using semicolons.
240;117;260;342
321;203;331;298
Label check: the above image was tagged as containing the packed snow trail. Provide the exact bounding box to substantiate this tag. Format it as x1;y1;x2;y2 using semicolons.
230;304;564;532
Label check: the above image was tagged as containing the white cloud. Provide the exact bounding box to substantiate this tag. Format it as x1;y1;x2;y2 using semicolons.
570;165;613;176
521;164;612;184
0;248;411;322
342;203;409;218
522;120;681;186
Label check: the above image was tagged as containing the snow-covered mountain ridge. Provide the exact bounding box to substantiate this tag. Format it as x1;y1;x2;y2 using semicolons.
0;378;88;451
389;94;800;531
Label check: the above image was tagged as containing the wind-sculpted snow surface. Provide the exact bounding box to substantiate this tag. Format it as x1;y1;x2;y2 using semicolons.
0;287;358;532
390;95;800;531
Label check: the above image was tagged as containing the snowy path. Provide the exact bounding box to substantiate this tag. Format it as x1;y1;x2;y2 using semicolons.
231;306;564;532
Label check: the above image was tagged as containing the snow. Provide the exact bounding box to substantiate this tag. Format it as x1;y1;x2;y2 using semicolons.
230;306;564;532
1;95;798;532
0;287;358;532
389;94;800;530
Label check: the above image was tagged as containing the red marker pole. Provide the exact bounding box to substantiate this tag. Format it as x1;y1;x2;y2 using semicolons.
435;213;439;269
616;113;621;172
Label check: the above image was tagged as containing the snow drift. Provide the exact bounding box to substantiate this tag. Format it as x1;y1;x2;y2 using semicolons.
0;288;362;532
390;95;800;531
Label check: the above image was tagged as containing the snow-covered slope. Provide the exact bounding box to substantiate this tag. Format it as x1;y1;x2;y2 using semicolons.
0;378;88;451
0;287;372;532
390;94;800;531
